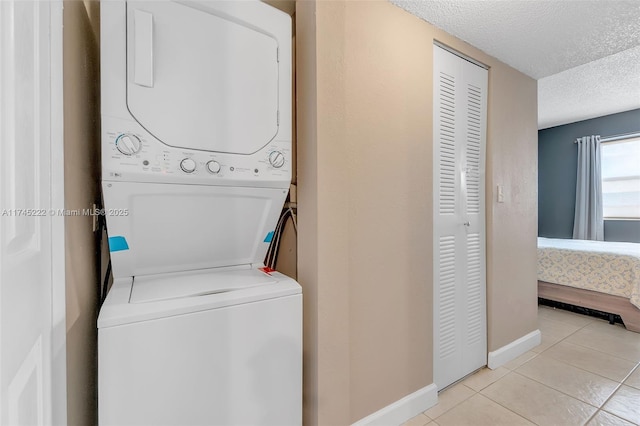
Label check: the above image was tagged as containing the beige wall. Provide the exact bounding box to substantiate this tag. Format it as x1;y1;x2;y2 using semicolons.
63;1;101;425
484;64;539;351
61;0;538;423
296;1;538;424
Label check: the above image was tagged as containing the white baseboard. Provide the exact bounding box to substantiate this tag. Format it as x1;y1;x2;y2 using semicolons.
487;329;541;369
351;383;438;426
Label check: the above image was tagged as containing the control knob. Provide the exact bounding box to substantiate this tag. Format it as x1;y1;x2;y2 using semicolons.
116;134;142;156
268;151;285;168
180;158;197;173
206;160;221;174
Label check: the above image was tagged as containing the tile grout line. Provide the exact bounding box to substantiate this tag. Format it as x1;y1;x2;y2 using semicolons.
428;309;639;426
476;316;602;424
583;408;633;426
534;309;640;425
539;314;594;331
467;372;540;426
423;384;477;421
535;316;594;354
584;409;600;425
554;322;640;363
501;337;618;420
533;332;564;355
561;337;640;364
508;364;611;424
536;344;635;385
570;323;640;426
509;370;601;411
584;361;640;425
538;311;604;328
482;355;611;424
553;309;640;425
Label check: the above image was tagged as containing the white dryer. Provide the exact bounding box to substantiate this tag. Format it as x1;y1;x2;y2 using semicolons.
97;2;300;425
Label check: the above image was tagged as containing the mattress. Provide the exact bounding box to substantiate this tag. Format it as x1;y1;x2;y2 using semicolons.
537;237;640;309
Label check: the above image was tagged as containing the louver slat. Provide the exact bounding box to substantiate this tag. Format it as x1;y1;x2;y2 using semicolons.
438;236;457;359
466;84;482;214
439;72;456;215
466;233;483;345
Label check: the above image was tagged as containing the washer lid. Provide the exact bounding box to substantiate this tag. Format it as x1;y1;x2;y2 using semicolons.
97;270;301;328
130;267;277;303
126;1;280;154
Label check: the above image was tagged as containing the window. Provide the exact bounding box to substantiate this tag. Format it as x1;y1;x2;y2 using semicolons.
601;136;640;219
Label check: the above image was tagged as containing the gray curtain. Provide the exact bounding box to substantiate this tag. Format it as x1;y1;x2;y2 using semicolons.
573;135;604;240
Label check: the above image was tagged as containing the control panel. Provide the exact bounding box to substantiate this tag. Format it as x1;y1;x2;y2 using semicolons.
115;134;142;156
102;116;292;189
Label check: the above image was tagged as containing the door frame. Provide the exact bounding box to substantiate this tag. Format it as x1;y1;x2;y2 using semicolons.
50;1;67;424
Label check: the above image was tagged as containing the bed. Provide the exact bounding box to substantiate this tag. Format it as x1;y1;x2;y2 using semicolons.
537;237;640;332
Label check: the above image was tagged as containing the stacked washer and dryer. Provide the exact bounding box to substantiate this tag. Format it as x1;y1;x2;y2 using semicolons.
97;2;301;425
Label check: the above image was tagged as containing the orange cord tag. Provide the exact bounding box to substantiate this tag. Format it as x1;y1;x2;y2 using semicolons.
259;266;276;275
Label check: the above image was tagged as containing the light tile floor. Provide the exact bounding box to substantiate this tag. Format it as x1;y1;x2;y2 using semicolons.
403;305;640;426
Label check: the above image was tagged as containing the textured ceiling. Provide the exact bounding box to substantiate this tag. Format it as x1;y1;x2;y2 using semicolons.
390;0;640;128
539;46;640;129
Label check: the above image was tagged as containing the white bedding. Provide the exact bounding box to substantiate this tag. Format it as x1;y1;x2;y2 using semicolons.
537;237;640;309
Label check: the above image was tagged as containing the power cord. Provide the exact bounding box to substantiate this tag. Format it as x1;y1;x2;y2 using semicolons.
96;204;112;308
101;259;111;306
265;205;297;269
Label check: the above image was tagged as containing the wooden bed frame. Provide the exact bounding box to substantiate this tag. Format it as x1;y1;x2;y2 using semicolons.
538;280;640;333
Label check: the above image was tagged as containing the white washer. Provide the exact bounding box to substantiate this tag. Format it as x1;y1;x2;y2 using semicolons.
98;2;300;425
99;268;301;426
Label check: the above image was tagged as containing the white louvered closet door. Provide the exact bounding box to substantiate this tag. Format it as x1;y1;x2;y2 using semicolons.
433;45;488;390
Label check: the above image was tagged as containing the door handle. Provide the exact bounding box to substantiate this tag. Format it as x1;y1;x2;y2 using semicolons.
463;221;470;227
134;9;154;87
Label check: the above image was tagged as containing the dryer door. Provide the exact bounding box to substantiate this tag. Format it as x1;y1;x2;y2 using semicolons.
102;181;289;279
126;1;280;155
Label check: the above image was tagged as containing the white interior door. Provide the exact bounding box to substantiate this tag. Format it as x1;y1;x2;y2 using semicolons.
433;45;488;390
0;1;66;424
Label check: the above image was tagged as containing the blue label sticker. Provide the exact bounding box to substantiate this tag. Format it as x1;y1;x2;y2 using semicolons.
264;231;275;243
108;236;129;252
